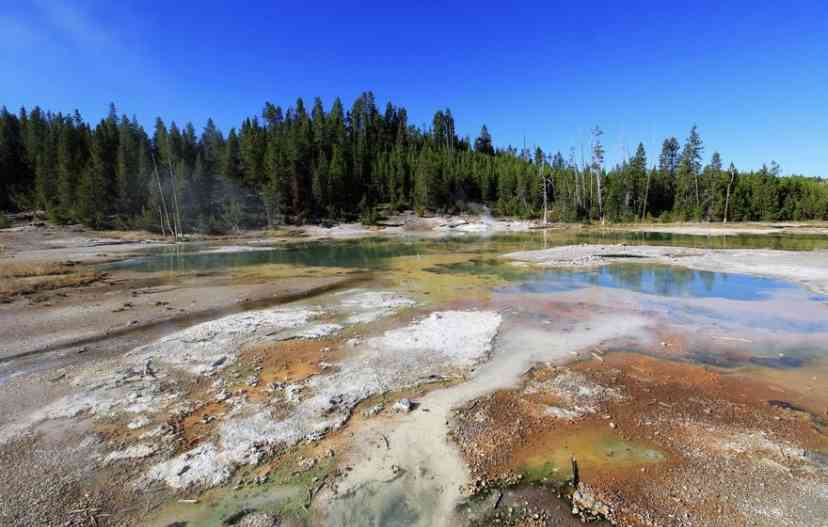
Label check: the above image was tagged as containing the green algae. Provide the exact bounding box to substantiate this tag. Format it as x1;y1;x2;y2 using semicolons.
519;427;666;483
146;455;335;527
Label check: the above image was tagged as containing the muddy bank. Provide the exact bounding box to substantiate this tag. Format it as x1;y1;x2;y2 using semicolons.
449;350;828;527
505;244;828;295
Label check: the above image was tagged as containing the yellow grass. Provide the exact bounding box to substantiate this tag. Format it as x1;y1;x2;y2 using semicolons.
0;262;101;300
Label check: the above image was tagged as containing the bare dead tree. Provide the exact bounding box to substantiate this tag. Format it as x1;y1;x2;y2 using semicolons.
171;163;183;241
724;164;737;223
152;154;172;239
539;151;548;224
591;126;605;224
164;137;183;241
640;168;651;222
569;148;580;216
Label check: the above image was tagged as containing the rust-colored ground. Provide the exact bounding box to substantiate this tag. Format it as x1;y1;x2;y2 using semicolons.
450;350;828;527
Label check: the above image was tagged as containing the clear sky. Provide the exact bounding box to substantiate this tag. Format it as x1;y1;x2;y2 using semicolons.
2;1;826;176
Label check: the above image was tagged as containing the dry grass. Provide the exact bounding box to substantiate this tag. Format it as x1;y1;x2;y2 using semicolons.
260;228;308;238
0;261;101;300
96;229;169;241
0;261;75;278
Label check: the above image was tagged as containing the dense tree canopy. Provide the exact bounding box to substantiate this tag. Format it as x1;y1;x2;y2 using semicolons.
1;94;826;232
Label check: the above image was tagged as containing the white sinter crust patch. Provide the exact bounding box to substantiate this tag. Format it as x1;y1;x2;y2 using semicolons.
152;310;502;489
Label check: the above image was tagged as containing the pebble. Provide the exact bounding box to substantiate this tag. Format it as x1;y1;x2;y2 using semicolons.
393;398;415;413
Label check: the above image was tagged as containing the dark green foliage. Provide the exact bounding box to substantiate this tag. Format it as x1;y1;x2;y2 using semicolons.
0;97;826;229
0;107;31;211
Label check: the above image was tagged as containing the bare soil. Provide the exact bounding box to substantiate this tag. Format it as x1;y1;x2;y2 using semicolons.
449;346;828;527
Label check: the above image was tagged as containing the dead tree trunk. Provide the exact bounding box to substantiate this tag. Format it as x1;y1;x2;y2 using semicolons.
640;170;651;222
724;170;736;223
152;155;172;239
595;168;604;224
540;155;549;224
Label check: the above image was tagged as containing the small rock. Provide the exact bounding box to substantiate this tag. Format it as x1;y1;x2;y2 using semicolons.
237;512;281;527
211;356;228;368
362;403;385;417
297;457;317;472
393;398;415;413
128;416;151;430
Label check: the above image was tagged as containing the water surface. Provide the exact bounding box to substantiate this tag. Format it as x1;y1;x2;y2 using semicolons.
106;230;828;273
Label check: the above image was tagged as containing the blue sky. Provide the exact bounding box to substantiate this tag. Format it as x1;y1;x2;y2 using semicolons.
2;1;827;176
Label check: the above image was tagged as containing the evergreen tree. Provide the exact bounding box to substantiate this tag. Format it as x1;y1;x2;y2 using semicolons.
2;98;825;227
675;125;704;219
0;108;30;210
474;125;494;155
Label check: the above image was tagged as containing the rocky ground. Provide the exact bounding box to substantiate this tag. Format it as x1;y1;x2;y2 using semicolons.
448;348;828;526
2;216;828;527
1;282;504;525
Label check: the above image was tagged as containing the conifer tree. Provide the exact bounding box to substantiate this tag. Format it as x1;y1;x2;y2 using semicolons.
474;125;494;155
675;125;704;219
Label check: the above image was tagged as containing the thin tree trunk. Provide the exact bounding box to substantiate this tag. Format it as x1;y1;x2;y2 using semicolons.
172;165;182;240
152;155;172;239
694;174;700;217
595;168;604;224
724;172;735;223
577;170;582;213
163;137;183;241
641;170;651;222
168;160;182;241
540;156;547;224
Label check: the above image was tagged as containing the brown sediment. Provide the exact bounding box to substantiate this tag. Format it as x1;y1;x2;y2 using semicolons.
450;351;828;526
237;338;345;402
716;356;828;419
575;352;828;447
161;338;347;451
180;401;228;449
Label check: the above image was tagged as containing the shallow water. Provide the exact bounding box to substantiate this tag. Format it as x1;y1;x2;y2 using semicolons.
501;263;796;301
520;427;666;483
106;230;828;274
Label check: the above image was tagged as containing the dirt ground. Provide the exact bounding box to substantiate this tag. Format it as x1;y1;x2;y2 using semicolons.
0;222;374;526
2;216;828;527
449;344;828;527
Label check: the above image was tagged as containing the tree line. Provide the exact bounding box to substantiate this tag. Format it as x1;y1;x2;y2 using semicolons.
1;92;826;233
